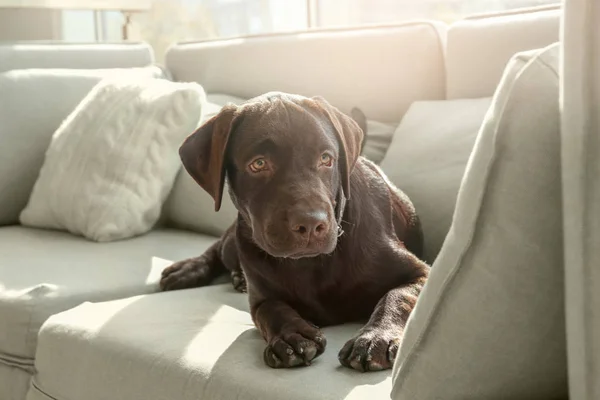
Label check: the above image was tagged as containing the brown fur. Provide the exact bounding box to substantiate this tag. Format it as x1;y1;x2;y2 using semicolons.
160;92;430;372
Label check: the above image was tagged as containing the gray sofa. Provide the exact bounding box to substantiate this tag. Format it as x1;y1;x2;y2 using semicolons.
0;5;564;400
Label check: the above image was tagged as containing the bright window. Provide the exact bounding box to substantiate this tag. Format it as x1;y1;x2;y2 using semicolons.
316;0;558;25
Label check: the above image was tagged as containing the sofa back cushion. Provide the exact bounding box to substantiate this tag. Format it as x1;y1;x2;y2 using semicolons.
446;5;560;99
380;96;493;264
0;42;154;73
165;21;447;124
0;65;163;226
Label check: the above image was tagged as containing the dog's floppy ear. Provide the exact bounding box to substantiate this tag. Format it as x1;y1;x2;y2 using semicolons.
311;96;364;199
179;104;238;212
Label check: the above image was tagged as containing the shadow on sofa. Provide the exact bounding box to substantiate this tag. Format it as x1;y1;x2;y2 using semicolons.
30;283;389;400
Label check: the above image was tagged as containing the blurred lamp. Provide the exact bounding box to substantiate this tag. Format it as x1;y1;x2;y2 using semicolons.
0;0;152;39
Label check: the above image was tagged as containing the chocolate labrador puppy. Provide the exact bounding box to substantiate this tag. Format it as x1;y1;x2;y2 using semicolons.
160;92;430;372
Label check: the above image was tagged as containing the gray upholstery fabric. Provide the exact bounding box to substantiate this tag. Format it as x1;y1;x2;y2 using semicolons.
391;43;567;399
0;43;154;73
380;97;492;263
0;362;30;400
0;66;165;226
30;284;392;400
0;226;217;360
561;0;600;397
446;5;560;99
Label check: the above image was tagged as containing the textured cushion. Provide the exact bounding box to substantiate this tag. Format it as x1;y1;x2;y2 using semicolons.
0;66;166;227
391;43;566;399
19;77;205;242
0;43;154;73
166;21;447;123
0;226;218;363
446;5;560;99
29;284;392;400
380;97;492;264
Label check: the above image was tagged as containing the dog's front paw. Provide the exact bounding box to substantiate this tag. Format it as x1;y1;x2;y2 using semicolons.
264;324;327;368
160;257;213;291
338;328;401;372
231;269;247;293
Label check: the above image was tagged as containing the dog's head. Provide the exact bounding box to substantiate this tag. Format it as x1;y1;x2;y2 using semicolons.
179;92;364;259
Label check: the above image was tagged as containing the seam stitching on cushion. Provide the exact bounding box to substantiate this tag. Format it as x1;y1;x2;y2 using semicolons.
168;20;449;47
0;358;33;367
463;3;561;20
0;354;35;372
31;379;61;400
426;21;449;90
392;50;552;394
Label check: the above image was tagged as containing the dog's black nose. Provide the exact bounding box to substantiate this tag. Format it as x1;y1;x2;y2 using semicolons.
289;211;329;239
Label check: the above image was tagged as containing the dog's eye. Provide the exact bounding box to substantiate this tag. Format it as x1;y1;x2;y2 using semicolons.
320;153;333;167
249;158;269;173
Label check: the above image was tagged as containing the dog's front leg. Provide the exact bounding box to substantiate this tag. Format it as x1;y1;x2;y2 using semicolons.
160;222;246;292
252;299;327;368
338;252;429;372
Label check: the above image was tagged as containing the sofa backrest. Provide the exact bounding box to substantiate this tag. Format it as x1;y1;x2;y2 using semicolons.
445;4;561;99
165;21;447;124
164;8;563;238
0;42;155;72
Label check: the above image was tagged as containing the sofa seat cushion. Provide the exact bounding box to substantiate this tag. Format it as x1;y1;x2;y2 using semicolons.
28;284;392;400
0;226;217;362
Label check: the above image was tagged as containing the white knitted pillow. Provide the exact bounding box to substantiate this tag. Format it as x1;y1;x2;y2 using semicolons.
20;77;206;242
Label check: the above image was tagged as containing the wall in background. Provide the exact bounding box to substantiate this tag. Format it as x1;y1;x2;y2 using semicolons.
0;8;61;41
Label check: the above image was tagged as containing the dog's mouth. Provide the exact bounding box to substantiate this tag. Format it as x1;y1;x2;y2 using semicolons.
268;247;333;260
256;225;340;260
285;250;326;260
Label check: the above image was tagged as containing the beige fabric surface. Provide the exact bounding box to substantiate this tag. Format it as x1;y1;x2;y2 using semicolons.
29;284;392;400
166;21;447;123
0;66;166;227
446;5;560;99
560;0;600;398
360;120;397;164
0;226;217;360
0;43;154;73
0;361;31;400
391;43;567;399
380;97;492;264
